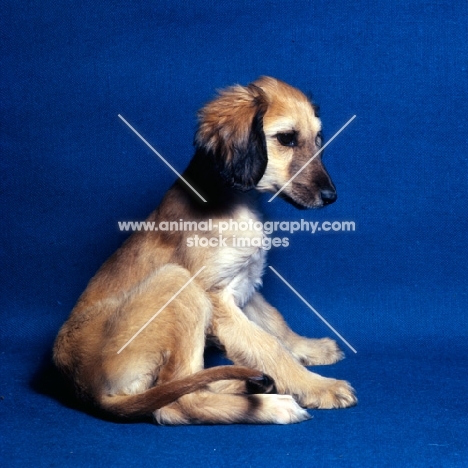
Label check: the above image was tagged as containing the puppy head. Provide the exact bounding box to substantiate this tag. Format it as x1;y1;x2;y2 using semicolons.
195;83;268;191
195;77;336;207
253;76;337;208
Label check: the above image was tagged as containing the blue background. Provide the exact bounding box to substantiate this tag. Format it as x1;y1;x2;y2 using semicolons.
1;0;467;466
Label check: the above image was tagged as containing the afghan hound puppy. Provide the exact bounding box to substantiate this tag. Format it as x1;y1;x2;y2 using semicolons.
53;76;357;424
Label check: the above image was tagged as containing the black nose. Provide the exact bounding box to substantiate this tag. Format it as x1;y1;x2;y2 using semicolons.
320;189;337;205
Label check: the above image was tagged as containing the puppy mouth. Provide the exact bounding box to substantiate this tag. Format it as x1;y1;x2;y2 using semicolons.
278;188;324;210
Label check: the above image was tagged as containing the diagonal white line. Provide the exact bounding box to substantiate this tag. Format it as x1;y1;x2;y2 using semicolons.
117;266;206;354
268;266;357;354
118;114;207;203
268;115;356;202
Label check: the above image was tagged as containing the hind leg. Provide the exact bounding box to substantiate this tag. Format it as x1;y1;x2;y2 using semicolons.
100;264;211;396
154;391;310;425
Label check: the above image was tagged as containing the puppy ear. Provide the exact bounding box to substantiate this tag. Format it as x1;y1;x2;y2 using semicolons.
195;83;268;190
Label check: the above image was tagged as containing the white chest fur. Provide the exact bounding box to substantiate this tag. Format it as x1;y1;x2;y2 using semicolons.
201;205;266;308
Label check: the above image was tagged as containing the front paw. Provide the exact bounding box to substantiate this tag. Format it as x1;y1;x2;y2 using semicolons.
299;378;357;409
292;338;345;366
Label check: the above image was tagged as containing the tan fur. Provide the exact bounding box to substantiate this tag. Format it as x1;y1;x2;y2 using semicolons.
53;77;356;425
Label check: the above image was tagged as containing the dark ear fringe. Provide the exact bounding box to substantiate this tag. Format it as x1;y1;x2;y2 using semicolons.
223;98;268;190
195;83;269;191
305;92;320;117
312;103;320;118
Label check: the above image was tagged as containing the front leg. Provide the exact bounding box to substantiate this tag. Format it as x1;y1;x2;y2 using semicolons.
211;293;357;409
243;293;344;366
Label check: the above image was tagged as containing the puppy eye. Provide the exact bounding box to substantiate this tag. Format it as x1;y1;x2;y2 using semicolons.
276;132;297;147
315;131;323;148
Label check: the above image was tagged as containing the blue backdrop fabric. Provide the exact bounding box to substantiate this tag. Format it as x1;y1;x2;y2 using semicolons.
1;0;467;466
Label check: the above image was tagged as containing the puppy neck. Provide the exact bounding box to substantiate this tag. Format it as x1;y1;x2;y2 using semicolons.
172;148;260;216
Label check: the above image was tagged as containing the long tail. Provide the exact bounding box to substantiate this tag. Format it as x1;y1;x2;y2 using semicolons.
100;365;266;418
